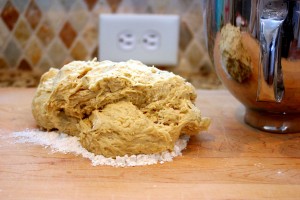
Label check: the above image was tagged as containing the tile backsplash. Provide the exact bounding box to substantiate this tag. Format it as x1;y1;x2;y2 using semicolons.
0;0;221;88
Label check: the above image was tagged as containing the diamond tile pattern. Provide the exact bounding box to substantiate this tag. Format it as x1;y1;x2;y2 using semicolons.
82;24;97;49
25;37;42;65
183;1;202;33
14;18;31;47
71;40;88;60
12;0;30;12
185;40;203;73
69;1;89;32
38;56;52;73
18;59;31;71
37;19;54;46
47;1;66;31
179;21;193;51
61;0;75;11
84;0;97;11
0;19;9;48
59;21;77;48
0;0;219;89
0;57;8;70
106;0;122;13
3;39;21;67
25;0;42;29
48;39;68;67
1;1;19;30
35;0;51;12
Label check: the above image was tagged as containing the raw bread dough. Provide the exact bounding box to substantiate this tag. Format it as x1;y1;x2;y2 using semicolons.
32;60;210;157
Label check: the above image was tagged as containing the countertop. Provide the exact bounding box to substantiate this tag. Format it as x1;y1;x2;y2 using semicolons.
0;88;299;200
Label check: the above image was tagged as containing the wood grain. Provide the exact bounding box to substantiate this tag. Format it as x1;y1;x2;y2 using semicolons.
0;88;300;200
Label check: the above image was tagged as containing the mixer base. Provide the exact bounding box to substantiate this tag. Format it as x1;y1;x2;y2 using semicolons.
244;108;300;133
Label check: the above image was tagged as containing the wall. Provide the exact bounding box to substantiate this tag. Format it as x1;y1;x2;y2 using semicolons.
0;0;221;88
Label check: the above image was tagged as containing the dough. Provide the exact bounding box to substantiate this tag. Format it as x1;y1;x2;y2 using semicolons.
32;60;210;157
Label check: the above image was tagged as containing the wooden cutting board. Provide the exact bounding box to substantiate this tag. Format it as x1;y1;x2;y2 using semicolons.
0;88;299;200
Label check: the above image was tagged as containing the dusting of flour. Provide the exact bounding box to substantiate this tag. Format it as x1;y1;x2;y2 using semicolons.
11;129;189;167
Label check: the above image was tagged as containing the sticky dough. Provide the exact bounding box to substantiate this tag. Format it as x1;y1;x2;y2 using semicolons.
32;60;210;157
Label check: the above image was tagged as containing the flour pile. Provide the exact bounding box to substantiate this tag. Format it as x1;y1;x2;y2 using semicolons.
11;129;189;167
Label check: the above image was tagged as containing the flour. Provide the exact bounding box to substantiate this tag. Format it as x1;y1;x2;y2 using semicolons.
10;129;189;167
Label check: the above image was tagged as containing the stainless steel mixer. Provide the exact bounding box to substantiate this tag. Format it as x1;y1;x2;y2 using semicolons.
202;0;300;133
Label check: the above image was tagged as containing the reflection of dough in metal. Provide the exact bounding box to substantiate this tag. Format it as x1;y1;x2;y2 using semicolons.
225;57;252;83
32;59;210;158
219;23;252;83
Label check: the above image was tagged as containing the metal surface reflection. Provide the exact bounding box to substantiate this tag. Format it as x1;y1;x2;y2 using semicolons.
202;0;300;133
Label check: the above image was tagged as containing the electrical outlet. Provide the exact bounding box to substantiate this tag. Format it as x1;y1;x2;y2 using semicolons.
99;14;180;66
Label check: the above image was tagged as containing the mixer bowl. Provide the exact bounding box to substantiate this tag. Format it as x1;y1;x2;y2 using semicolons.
202;0;300;133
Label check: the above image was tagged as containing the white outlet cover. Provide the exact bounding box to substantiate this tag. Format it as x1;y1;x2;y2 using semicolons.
99;14;180;66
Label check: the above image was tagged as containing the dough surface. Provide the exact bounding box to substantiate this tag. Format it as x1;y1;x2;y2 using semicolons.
32;60;210;157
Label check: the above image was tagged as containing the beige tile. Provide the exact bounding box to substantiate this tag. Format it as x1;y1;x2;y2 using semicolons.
69;1;89;32
71;40;88;60
47;0;66;31
179;21;193;51
3;39;21;67
38;56;52;73
36;18;54;46
148;0;171;14
14;17;31;48
25;0;42;29
182;1;202;33
0;18;9;48
25;37;42;65
60;0;75;11
118;0;149;13
185;40;203;72
82;23;97;49
48;39;68;68
12;0;30;12
92;1;111;16
35;0;51;12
